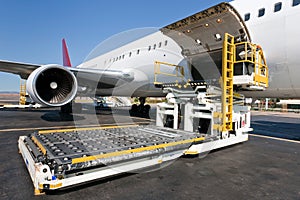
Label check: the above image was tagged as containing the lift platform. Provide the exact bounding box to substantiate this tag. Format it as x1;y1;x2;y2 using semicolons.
18;125;206;194
18;33;269;195
155;33;268;153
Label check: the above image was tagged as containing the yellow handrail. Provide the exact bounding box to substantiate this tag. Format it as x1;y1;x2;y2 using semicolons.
154;61;185;85
234;42;268;87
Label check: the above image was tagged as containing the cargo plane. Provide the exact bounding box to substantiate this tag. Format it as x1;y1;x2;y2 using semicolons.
0;0;299;113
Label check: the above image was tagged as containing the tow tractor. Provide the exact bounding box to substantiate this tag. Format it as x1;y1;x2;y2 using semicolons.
18;33;268;195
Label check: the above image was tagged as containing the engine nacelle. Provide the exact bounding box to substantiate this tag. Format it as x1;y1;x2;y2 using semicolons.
27;65;78;107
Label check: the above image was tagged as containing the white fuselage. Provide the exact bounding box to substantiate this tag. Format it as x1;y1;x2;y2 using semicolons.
78;0;300;98
77;30;187;97
231;0;300;98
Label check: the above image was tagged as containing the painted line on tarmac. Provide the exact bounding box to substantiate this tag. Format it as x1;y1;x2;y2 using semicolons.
0;122;151;133
249;134;300;144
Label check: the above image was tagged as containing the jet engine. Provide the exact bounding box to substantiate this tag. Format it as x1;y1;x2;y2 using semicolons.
26;65;78;107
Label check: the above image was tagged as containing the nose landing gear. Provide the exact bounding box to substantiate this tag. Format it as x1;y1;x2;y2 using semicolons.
129;97;151;118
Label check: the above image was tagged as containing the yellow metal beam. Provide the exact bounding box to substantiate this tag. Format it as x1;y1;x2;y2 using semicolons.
221;33;234;132
184;150;199;155
72;137;205;164
38;124;138;134
31;136;47;155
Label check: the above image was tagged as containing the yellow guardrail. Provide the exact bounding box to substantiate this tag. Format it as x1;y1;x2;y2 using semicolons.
154;61;185;85
234;42;269;87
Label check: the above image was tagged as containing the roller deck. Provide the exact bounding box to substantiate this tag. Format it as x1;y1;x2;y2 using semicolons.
18;125;208;194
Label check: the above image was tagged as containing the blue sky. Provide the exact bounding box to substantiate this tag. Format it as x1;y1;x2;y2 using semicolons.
0;0;227;91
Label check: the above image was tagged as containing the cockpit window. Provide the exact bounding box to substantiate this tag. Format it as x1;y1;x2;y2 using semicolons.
274;2;282;12
293;0;300;6
258;8;265;17
244;13;250;21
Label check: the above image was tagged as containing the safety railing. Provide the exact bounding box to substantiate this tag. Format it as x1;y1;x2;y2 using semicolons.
154;61;185;86
234;42;269;87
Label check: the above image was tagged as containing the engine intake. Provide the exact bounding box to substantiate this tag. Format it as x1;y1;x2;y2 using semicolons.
27;65;78;107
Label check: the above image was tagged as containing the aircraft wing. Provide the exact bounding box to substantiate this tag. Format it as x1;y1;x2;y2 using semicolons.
70;67;134;89
0;60;133;89
0;60;40;79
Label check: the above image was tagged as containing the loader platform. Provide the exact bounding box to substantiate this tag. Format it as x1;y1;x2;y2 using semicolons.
18;125;207;194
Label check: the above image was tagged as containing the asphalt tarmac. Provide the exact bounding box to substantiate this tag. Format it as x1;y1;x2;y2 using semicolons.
0;107;299;200
251;111;300;140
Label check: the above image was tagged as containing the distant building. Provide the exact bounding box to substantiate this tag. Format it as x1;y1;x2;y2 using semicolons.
277;100;300;110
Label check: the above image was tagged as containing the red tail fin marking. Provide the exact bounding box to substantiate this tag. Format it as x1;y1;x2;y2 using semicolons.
62;38;72;67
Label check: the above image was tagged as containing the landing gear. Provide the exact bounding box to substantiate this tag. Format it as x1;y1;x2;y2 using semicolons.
60;102;82;114
129;97;151;118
